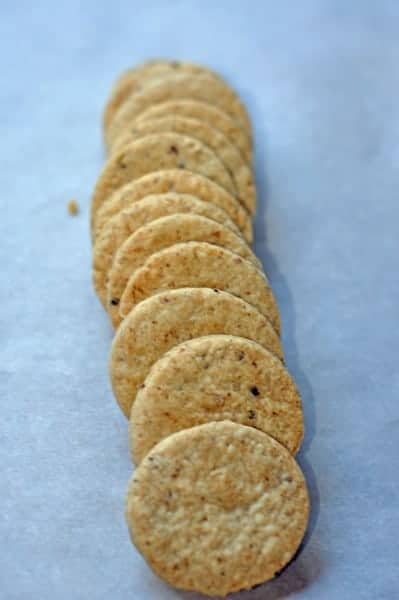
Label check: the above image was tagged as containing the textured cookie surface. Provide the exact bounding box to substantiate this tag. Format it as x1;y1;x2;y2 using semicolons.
105;73;252;150
107;214;260;328
103;60;218;132
112;116;256;214
110;288;283;417
126;420;309;596
91;133;235;227
92;169;252;244
120;241;280;333
93;195;241;307
137;99;252;164
130;335;302;462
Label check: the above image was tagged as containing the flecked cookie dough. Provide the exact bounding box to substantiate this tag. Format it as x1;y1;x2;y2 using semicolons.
107;214;260;328
93;169;253;244
119;241;280;333
137;99;252;164
110;288;283;417
93;195;241;307
130;336;302;462
91;133;236;229
105;74;252;151
126;420;309;596
111;116;256;214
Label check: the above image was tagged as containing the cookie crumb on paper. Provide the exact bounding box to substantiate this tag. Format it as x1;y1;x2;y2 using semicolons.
67;199;79;215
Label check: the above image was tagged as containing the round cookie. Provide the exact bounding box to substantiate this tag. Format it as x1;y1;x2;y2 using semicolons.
130;336;302;462
107;214;261;328
109;288;283;418
93;195;242;308
90;133;236;229
93;169;253;244
137;99;252;164
111;116;256;214
120;241;280;334
126;420;309;596
105;73;252;151
103;60;215;132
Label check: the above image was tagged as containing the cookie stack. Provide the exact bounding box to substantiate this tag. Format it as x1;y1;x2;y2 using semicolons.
91;60;309;597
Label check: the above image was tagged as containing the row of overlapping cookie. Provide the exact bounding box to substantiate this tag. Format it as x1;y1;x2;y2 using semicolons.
91;60;309;597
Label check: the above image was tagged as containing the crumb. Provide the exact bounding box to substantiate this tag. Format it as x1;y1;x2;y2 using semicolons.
67;199;79;215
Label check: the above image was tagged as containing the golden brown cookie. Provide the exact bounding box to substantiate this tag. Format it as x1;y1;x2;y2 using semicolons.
109;288;283;417
126;420;309;596
111;116;256;214
103;60;213;132
93;195;241;308
137;99;252;164
107;214;260;328
130;335;303;462
93;170;253;244
119;241;280;333
105;73;252;151
90;134;236;230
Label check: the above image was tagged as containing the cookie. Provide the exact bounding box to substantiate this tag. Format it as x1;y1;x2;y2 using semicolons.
109;288;283;417
130;336;302;463
93;195;242;308
119;241;280;333
107;214;261;328
93;169;252;244
112;116;256;214
126;420;309;596
105;73;252;151
90;133;236;230
103;60;214;132
136;99;252;164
